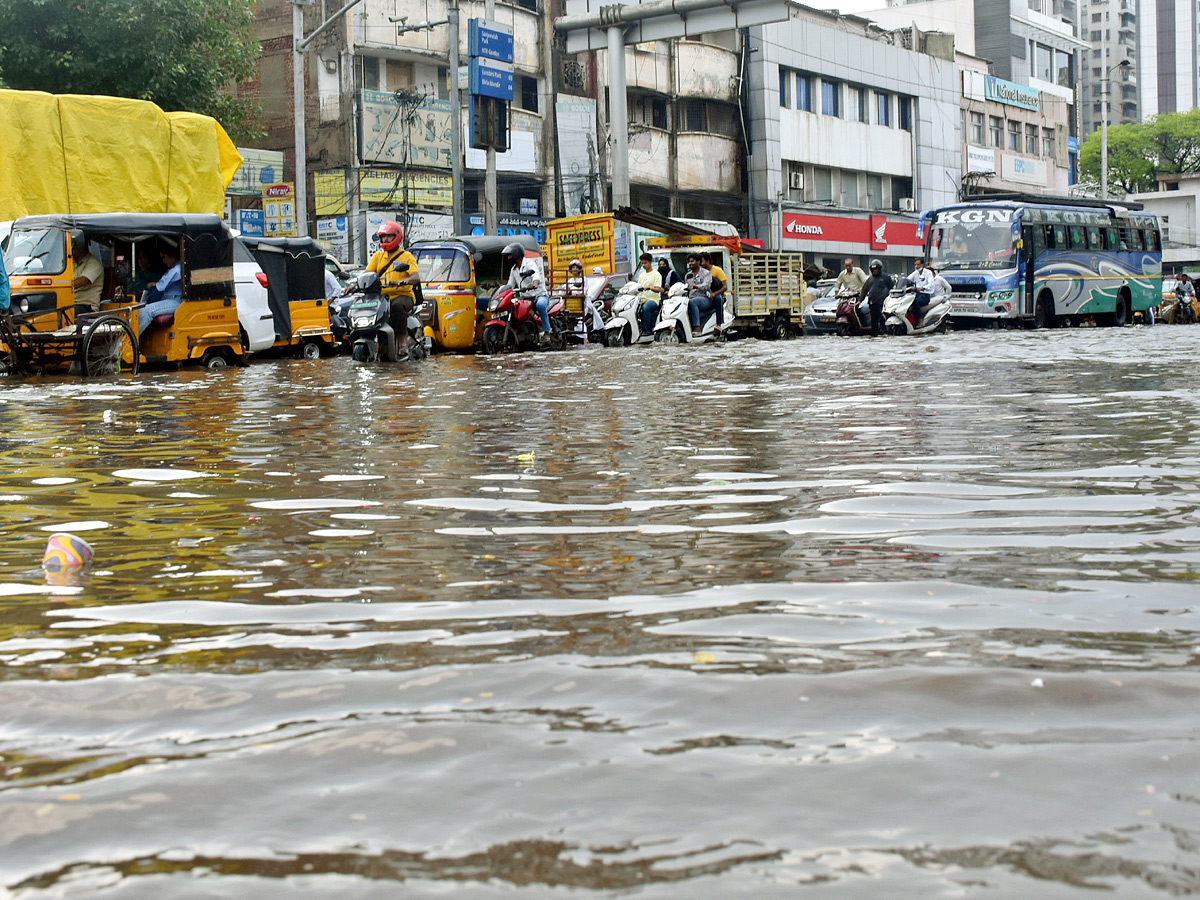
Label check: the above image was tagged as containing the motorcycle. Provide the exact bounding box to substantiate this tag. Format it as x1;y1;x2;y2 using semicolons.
834;290;871;337
345;270;429;363
653;282;728;344
480;284;568;354
1161;289;1197;325
882;280;951;336
603;282;656;347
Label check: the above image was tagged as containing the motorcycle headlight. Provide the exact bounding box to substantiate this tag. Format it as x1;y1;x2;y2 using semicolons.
488;297;500;311
352;316;372;328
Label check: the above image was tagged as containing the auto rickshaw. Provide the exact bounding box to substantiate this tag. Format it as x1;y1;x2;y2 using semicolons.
5;213;244;370
236;236;335;358
409;234;544;352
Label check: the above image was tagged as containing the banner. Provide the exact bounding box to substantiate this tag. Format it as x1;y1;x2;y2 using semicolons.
782;212;922;248
359;169;453;208
360;92;453;168
261;182;296;236
556;96;598;217
314;170;348;216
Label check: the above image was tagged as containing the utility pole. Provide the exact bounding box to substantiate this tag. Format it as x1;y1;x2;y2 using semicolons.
292;0;371;238
448;0;463;233
484;0;498;234
607;24;630;209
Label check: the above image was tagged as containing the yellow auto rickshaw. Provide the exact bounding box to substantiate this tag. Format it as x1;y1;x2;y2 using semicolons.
4;213;244;371
409;234;544;352
237;236;335;358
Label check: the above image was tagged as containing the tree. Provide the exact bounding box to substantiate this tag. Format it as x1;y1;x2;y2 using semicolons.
0;0;261;142
1079;109;1200;194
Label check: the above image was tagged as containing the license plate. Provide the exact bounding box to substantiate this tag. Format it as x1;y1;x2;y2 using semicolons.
819;317;834;323
951;304;975;314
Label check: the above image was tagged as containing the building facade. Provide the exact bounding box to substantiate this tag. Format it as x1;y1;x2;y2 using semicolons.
1079;0;1141;136
1136;0;1200;120
743;7;960;270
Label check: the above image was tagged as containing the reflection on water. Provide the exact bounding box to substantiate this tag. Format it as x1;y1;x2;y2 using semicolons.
2;328;1200;896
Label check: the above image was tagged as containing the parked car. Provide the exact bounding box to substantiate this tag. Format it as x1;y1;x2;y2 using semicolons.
232;237;275;353
325;255;353;289
802;279;839;334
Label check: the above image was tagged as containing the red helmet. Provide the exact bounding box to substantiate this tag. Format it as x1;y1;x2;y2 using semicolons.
375;221;403;252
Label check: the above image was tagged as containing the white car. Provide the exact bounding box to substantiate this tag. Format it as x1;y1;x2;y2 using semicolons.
232;237;279;353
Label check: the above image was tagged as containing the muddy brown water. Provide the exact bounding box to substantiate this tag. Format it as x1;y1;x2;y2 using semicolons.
1;326;1199;897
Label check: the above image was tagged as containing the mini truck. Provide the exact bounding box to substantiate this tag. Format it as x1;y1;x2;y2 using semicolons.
646;235;806;340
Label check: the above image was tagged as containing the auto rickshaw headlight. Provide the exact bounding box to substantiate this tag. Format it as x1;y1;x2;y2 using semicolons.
18;297;28;313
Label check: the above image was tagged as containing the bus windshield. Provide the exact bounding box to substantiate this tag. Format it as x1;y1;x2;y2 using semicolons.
927;212;1017;271
4;228;68;276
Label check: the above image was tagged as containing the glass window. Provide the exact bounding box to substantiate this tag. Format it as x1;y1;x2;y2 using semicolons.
779;67;790;107
1086;226;1102;250
1104;228;1120;251
1042;127;1055;158
876;92;891;126
1051;225;1066;248
685;100;705;131
1128;229;1144;251
813;167;833;202
1026;123;1039;155
1056;49;1074;88
990;116;1003;147
1068;225;1086;249
899;96;912;131
970;112;984;145
414;247;471;283
866;174;883;210
4;228;68;276
796;74;813;112
1035;43;1053;80
1008;120;1021;151
822;80;840;117
840;172;858;208
854;87;868;122
1143;229;1160;251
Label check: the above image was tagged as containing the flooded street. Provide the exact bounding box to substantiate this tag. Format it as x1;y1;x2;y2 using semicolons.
2;326;1199;897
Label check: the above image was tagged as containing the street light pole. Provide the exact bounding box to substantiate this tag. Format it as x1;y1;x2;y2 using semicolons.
1100;58;1129;201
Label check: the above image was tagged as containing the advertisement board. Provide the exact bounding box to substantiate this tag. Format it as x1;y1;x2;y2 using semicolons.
360;91;453;168
228;148;285;196
782;212;922;248
1001;155;1047;186
359;169;453;207
316;216;349;262
261;182;296;237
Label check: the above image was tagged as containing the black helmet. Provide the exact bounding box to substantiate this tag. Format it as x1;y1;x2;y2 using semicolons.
503;242;526;266
869;259;883;273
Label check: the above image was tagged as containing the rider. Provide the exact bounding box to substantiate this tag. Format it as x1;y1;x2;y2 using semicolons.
635;252;663;335
504;242;551;344
700;252;728;336
834;257;868;296
684;253;714;333
914;265;952;324
858;259;894;335
365;221;420;336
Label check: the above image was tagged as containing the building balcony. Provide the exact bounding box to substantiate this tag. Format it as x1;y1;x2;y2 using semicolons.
677;132;741;193
628;128;671;189
626;44;670;94
677;43;739;103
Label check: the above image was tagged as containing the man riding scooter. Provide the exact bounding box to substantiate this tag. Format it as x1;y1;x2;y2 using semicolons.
858;259;894;335
685;253;715;335
366;221;421;340
504;241;552;345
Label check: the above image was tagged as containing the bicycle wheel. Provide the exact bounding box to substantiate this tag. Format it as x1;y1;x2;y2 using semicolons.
82;316;139;377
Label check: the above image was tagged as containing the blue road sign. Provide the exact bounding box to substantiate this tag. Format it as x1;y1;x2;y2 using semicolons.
468;18;514;63
469;57;514;101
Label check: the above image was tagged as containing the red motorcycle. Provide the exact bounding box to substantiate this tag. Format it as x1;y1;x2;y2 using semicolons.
480;286;568;353
834;291;871;337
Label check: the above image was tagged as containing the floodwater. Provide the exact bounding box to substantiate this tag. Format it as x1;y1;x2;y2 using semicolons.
1;326;1199;898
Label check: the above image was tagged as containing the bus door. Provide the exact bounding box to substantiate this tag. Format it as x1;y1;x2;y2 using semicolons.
1021;225;1037;316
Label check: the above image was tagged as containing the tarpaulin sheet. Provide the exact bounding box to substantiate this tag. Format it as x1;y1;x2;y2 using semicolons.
0;90;242;220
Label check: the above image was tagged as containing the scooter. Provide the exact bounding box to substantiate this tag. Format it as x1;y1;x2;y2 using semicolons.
834;290;872;337
480;285;568;354
653;282;728;344
603;282;656;347
345;270;429;363
882;282;951;336
1161;291;1197;325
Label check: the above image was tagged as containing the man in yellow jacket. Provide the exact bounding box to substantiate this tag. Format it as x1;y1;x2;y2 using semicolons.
366;220;420;333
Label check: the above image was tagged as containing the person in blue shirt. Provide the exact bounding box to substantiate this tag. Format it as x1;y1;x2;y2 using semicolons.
0;244;10;313
138;241;183;336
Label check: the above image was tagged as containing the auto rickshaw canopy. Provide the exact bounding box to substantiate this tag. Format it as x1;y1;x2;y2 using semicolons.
237;236;328;339
11;213;235;300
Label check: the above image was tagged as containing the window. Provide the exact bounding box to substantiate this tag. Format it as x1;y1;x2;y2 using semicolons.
779;68;790;107
1087;226;1102;250
1143;229;1160;251
685;100;705;131
1008;120;1021;151
1042;127;1056;158
361;56;380;91
876;91;891;126
1068;226;1086;249
1104;228;1120;251
1026;123;1039;155
822;80;840;117
520;75;538;113
892;176;913;210
840;172;858;207
796;74;813;112
970;111;984;144
634;95;667;129
853;87;868;122
866;174;883;210
1128;229;1144;251
1050;225;1067;248
813;166;833;202
1035;43;1053;80
990;116;1003;147
899;96;912;131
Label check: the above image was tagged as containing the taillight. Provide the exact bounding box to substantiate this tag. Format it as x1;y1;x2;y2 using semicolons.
256;272;268;288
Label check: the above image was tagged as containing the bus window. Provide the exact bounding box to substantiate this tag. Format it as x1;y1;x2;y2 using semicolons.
1052;225;1067;249
1128;229;1144;251
1105;229;1120;251
1030;226;1046;255
1143;230;1160;252
1068;226;1086;249
1086;227;1101;250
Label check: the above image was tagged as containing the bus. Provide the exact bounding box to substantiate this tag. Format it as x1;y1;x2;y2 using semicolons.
917;195;1162;328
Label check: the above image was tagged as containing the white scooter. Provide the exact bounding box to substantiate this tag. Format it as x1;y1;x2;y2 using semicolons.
883;281;951;336
653;282;729;344
603;282;655;347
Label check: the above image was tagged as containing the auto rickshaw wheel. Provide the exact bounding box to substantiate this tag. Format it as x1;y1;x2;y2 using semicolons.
81;316;139;377
300;340;321;360
203;350;230;369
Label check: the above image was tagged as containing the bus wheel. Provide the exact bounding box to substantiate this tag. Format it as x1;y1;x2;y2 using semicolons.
1033;294;1055;330
1106;293;1129;328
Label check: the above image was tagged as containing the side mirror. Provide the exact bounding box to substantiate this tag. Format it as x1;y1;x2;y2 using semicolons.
393;262;410;273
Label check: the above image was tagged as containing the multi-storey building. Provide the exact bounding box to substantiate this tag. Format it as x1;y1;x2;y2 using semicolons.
1079;0;1141;135
1136;0;1200;120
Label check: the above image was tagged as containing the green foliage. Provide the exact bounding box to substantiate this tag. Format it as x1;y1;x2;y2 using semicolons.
1080;109;1200;193
0;0;261;142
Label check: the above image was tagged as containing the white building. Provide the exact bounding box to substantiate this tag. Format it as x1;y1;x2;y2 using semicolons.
1128;172;1200;273
1136;0;1200;120
744;5;960;270
1079;0;1141;135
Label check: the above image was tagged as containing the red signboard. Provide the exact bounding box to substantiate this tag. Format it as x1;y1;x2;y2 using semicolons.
782;212;921;249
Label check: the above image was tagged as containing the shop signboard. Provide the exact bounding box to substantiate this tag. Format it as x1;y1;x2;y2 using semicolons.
1001;155;1047;186
984;75;1040;112
967;146;996;174
316;216;349;262
359;169;453;207
782;212;922;248
262;182;296;237
237;208;264;237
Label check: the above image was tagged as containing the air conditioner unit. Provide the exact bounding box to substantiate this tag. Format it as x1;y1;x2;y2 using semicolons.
898;197;916;212
788;171;804;190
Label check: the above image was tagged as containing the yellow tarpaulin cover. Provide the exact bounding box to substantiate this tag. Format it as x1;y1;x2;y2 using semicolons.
0;90;243;220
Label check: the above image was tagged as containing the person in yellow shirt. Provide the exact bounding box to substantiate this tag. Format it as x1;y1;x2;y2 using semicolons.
700;252;727;334
365;220;420;334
